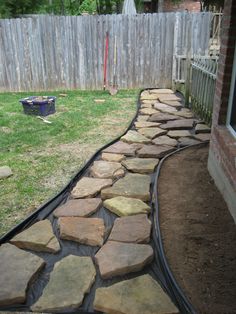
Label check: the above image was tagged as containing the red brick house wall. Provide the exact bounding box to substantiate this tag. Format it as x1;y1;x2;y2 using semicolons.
163;0;201;12
208;0;236;221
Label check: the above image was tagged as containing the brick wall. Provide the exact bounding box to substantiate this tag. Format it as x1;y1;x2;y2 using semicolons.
163;0;201;12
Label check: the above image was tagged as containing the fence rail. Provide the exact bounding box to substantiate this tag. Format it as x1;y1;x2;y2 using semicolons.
190;57;218;125
0;12;212;92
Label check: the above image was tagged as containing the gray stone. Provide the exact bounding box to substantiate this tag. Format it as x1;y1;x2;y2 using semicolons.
95;241;153;279
0;166;13;179
121;130;151;144
139;107;159;115
137;145;175;158
148;112;180;123
161;100;183;108
178;137;201;147
160;119;194;130
152;135;178;147
168;130;192;138
195;123;211;133
32;255;96;312
108;214;152;243
158;94;182;102
10;220;60;253
154;103;178;114
138;127;167;139
173;108;194;118
53;198;102;218
101;173;151;201
94;274;179;314
0;244;45;306
90;161;125;179
122;158;159;174
193;133;211;141
134;121;161;128
103;141;137;156
101;152;125;162
71;177;112;198
58;217;105;246
103;196;151;216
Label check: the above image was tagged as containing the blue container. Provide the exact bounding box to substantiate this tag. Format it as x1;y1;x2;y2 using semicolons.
19;96;56;116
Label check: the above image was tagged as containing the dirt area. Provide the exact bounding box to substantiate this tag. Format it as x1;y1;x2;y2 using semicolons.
158;144;236;314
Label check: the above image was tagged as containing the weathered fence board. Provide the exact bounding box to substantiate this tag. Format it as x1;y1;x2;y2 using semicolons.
0;12;212;92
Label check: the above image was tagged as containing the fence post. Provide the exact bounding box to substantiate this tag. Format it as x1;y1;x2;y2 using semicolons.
185;14;192;108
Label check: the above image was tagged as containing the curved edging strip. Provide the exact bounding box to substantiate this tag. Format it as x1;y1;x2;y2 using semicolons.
152;141;209;314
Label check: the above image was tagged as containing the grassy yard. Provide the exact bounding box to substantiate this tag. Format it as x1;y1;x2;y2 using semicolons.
0;89;138;237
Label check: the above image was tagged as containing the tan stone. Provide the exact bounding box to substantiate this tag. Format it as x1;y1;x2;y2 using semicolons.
195;123;211;133
140;107;159;115
138;127;167;139
10;220;60;253
154;103;178;114
59;217;105;246
95;241;153;279
121;130;151;144
90;161;125;179
160;119;194;130
134;121;161;128
71;177;112;198
53;198;102;218
152;135;178;147
141;103;153;108
168;130;192;138
149;88;174;94
94;274;179;314
32;256;96;312
101;152;125;162
101;173;151;201
161;100;183;108
141;99;157;104
158;94;182;102
174;108;194;118
109;214;152;243
140;94;158;100
137;115;149;122
102;141;137;156
148;112;180;122
122;158;159;174
193;133;211;141
0;244;45;306
137;145;175;158
103;196;151;216
178;137;201;147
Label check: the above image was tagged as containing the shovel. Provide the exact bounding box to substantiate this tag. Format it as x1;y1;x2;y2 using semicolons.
109;36;118;96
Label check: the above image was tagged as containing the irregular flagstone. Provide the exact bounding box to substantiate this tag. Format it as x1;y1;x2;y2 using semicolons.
94;274;179;314
138;127;167;139
108;214;152;243
101;173;151;201
102;141;137;156
58;217;105;246
122;158;159;174
137;115;149;122
149;88;174;94
160;119;194;130
193;133;211;141
53;198;102;218
137;145;175;158
71;177;112;198
158;94;182;102
178;137;201;147
32;255;96;312
90;161;125;179
10;220;60;253
139;107;159;115
101;152;125;162
174;108;194;118
161;100;183;107
148;112;180;122
141;99;157;104
141;103;153;108
95;241;153;279
195;123;211;133
0;244;45;306
0;166;13;179
103;196;151;216
121;130;151;144
140;94;158;100
152;135;178;147
134;121;161;128
168;130;192;138
140;90;150;97
154;103;178;114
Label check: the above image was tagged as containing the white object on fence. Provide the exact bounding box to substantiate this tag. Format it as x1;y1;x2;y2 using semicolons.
122;0;136;14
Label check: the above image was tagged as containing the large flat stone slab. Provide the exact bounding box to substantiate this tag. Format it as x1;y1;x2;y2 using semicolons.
0;244;45;306
137;114;149;121
160;119;194;130
148;112;180;122
103;196;151;216
101;173;151;201
122;158;159;174
173;108;194;118
0;166;13;179
71;177;112;198
149;88;174;94
134;121;161;128
32;255;96;312
158;94;182;102
154;103;178;114
140;107;159;115
95;241;153;279
58;217;105;246
152;135;178;147
178;137;201;147
103;141;137;156
193;133;211;141
161;100;183;108
140;94;158;101
168;130;192;138
90;161;125;179
53;198;102;218
121;130;151;144
101;152;125;162
10;220;60;253
138;127;167;139
141;102;153;108
137;145;175;158
94;274;179;314
108;214;152;243
195;123;211;133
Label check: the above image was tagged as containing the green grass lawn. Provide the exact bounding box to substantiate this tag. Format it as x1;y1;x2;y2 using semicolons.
0;89;138;236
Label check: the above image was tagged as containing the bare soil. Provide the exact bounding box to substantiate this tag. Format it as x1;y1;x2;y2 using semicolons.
158;144;236;314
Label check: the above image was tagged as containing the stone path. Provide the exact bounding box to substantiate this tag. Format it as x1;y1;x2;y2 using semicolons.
0;89;211;313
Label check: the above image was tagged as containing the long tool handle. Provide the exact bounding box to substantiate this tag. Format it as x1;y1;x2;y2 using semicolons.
103;31;109;90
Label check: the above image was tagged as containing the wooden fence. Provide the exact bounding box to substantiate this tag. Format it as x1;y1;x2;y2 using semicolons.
190;57;218;125
0;12;212;92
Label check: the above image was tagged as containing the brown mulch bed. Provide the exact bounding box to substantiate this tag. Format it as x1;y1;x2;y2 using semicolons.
158;144;236;314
